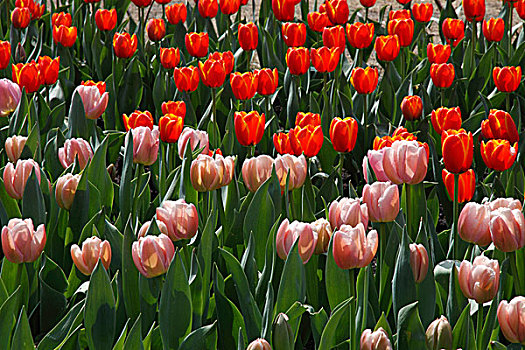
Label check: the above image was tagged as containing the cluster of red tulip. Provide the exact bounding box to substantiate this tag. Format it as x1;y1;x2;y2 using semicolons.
11;55;59;93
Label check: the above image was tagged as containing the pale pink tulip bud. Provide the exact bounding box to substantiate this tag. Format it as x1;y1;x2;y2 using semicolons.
497;296;525;345
156;199;199;241
382;140;428;185
70;236;112;275
458;202;491;246
274;154;307;192
5;135;27;163
425;316;453;350
242;155;274;192
332;223;378;269
74;85;109;120
3;159;41;199
458;255;500;304
1;218;46;263
190;153;235;191
58;138;94;169
55;173;80;210
310;218;332;254
488;197;522;211
276;219;317;264
0;79;22;117
130;126;160;166
360;328;392;350
132;234;174;278
328;197;369;230
246;338;272;350
409;243;429;283
177;127;209;158
489;208;525;252
362;181;400;223
137;220;169;238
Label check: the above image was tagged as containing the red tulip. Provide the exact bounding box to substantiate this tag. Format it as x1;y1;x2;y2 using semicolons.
483;18;504;42
234;111;265;146
427;43;451;64
430;63;455;88
95;9;117;31
360;0;376;7
442;169;475;203
480;139;518;172
273;132;301;156
400;95;423;121
431;107;462;135
209;51;234;74
290;124;323;157
113;32;138;58
389;9;411;20
199;56;227;88
254;68;278;95
272;0;296;22
412;3;433;23
295;112;320;127
286;47;310;75
375;35;400;61
131;0;153;7
16;0;45;20
481;109;519;144
441;129;473;173
185;32;209;58
159;114;184;143
166;3;187;24
282;22;306;47
442;18;465;46
323;25;345;50
37;56;59;85
123;110;154;131
198;0;218;18
0;41;11;70
387;18;414;47
307;12;332;32
12;61;42;93
310;46;341;73
329;117;358;153
220;0;241;14
159;47;180;69
174;66;200;92
463;0;485;22
162;100;186;117
517;0;525;20
53;25;77;47
350;66;378;94
325;0;349;25
146;18;166;41
11;7;31;29
238;22;258;50
51;12;72;27
346;22;374;49
493;66;521;92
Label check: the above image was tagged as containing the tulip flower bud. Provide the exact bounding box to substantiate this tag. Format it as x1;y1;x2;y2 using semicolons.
310;218;332;254
409;243;429;283
332;223;378;269
483;18;504;42
177;127;210;158
1;218;46;264
156;199;199;241
374;35;400;61
159;47;181;69
493;66;521;93
130;126;160;166
276;219;317;263
286;47;310;76
307;12;332;33
3;159;41;200
442;18;465;46
346;22;374;49
489;208;525;252
95;9;117;31
58;138;94;170
323;25;346;51
517;0;525;20
458;202;491;246
230;72;259;101
289;125;323;157
425;316;453;350
173;66;200;92
74;84;109;120
360;328;392;350
412;3;433;23
427;43;451;64
220;0;241;15
430;63;455;88
400;95;422;121
12;61;41;93
458;255;500;303
199;56;228;88
282;22;306;47
441;129;473;174
132;234;174;278
255;68;278;95
247;338;271;350
431;107;461;135
350;67;379;94
131;0;153;7
362;182;400;223
55;173;80;210
387;19;414;47
146;18;166;42
53;25;78;47
463;0;485;22
274;154;307;192
166;3;187;24
15;43;25;63
238;22;258;51
242;155;274;192
185;32;209;58
190;153;235;192
271;0;295;22
5;135;27;163
113;32;138;58
329;117;358;153
11;7;31;29
272;313;294;350
71;236;112;275
37;56;60;86
325;0;349;25
310;46;341;73
360;0;376;7
497;296;525;345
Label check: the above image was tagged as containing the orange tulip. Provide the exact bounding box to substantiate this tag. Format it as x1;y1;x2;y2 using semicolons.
389;9;411;20
290;125;323;157
400;95;423;121
159;47;180;69
185;32;209;58
95;9;117;31
199;56;227;88
274;132;301;155
11;7;31;29
174;66;200;92
220;0;241;15
113;32;138;58
53;25;77;47
375;35;400;61
295;112;320;127
310;46;341;73
307;12;332;33
483;18;504;42
325;0;349;25
159;114;184;143
146;18;166;42
431;107;462;135
463;0;485;22
238;22;258;51
323;25;345;50
16;0;45;20
346;22;374;49
373;127;417;150
286;47;310;75
234;111;265;146
254;68;278;95
198;0;218;18
166;3;187;24
209;51;234;74
350;66;378;94
12;61;42;93
282;22;306;47
480;139;517;171
51;12;72;27
162;101;186;117
37;56;59;85
481;109;519;144
329;117;358;153
412;3;433;23
272;0;296;22
442;18;465;47
0;41;11;70
427;43;451;64
430;63;455;88
442;169;475;203
230;72;258;100
387;18;414;47
123;110;154;131
493;66;521;92
441;129;473;173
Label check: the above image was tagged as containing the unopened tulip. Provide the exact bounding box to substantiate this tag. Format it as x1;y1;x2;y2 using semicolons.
323;25;346;51
95;9;117;31
426;316;453;350
273;313;294;350
177;127;209;158
234;111;265;146
362;182;399;223
441;129;473;174
156;199;199;240
37;56;59;86
442;18;465;46
123;110;154;131
497;296;525;345
1;218;46;263
173;66;200;92
199;56;228;88
463;0;485;22
185;32;209;58
71;236;111;275
11;7;31;29
377;140;428;185
289;125;323;157
325;0;349;25
238;22;258;51
409;243;429;283
276;219;317;263
346;22;374;49
295;112;320;127
427;43;451;64
74;84;109;120
310;46;341;73
0;79;22;117
430;63;455;88
0;41;11;70
431;107;461;135
137;220;168;238
490;208;525;252
458;202;491;246
273;132;298;155
166;3;187;24
329;117;358;153
493;66;521;92
286;47;310;75
190;153;235;191
17;0;45;19
481;139;517;172
389;9;411;20
271;0;296;21
198;0;218;17
483;18;504;42
159;114;184;143
132;234;174;278
458;255;500;303
274;154;307;192
488;197;522;211
146;18;166;42
400;95;422;121
255;68;278;95
247;338;271;350
412;3;433;23
159;47;180;69
230;72;258;100
113;32;138;58
360;328;392;350
3;159;41;200
5;135;27;163
58;138;93;169
219;0;241;15
481;109;519;144
310;218;332;254
329;197;369;230
333;223;378;269
442;169;476;203
387;19;414;47
307;12;332;33
242;155;274;192
130;126;160;166
53;25;77;47
12;61;42;93
375;35;400;61
282;22;306;47
55;173;80;210
131;0;153;7
360;0;376;6
350;66;379;94
52;11;72;27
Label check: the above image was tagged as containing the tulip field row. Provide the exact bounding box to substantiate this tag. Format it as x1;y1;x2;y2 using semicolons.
0;0;524;348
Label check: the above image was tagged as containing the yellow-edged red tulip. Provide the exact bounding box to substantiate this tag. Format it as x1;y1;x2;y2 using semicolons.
441;128;473;173
12;61;42;93
95;9;117;31
374;35;400;61
37;56;59;86
230;72;258;100
0;41;11;70
322;25;345;51
199;56;227;88
11;7;31;29
480;139;518;171
483;18;504;42
238;22;258;51
166;3;187;24
53;25;77;47
234;111;265;146
295;112;320;127
463;0;485;22
400;95;423;121
325;0;349;25
493;66;522;92
174;66;200;92
159;47;180;69
442;18;465;47
387;18;414;47
123;110;154;131
274;132;301;155
282;22;306;47
412;3;433;23
389;9;411;20
254;68;278;95
146;18;166;42
162;101;186;117
442;169;475;203
272;0;296;22
350;66;379;94
209;51;234;74
113;32;138;58
286;47;310;75
290;124;323;157
159;114;184;143
219;0;241;15
310;46;341;73
329;117;358;153
481;109;519;144
16;0;45;20
307;12;332;33
346;22;374;49
427;43;451;64
431;107;462;135
52;12;72;27
198;0;218;18
430;63;455;88
185;32;209;58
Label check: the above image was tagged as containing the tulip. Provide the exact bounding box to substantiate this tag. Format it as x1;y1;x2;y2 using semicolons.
517;0;525;20
242;155;274;192
55;173;80;210
373;140;428;185
409;243;429;283
198;0;218;17
53;25;77;47
483;18;504;42
458;255;500;303
58;138;93;170
82;80;106;94
346;22;374;49
255;68;278;95
360;328;392;350
131;0;153;7
71;236;111;275
199;56;227;88
166;3;187;24
159;47;180;69
481;139;517;172
362;182;399;223
372;127;418;150
16;0;45;20
296;112;321;127
488;197;522;211
173;66;200;92
11;7;31;29
247;338;271;350
481;109;519;144
412;3;433;23
276;219;317;263
387;19;414;47
52;12;72;27
350;66;379;94
12;61;41;93
441;129;473;173
286;47;310;75
190;153;235;191
442;169;475;203
458;202;491;246
329;117;358;153
5;135;27;163
497;296;525;345
282;22;306;47
273;313;294;350
430;107;462;135
389;9;411;20
3;159;41;200
323;25;346;51
490;208;525;252
442;18;465;46
1;218;46;264
0;79;22;117
113;32;138;58
146;19;166;42
132;234;174;278
156;199;199;240
493;66;522;92
307;12;332;32
185;32;209;58
220;0;241;14
0;41;11;70
122;110;153;131
162;101;186;117
271;0;296;21
427;43;451;64
430;63;455;88
230;72;258;100
238;22;258;51
325;0;349;25
95;9;117;31
37;56;59;85
329;197;368;230
130;126;160;166
274;154;307;191
310;218;332;254
332;223;378;269
289;125;323;157
178;127;210;158
375;35;400;61
234;111;265;146
426;316;453;350
137;220;169;238
209;51;234;74
74;84;109;120
400;95;422;121
463;0;485;22
159;113;184;143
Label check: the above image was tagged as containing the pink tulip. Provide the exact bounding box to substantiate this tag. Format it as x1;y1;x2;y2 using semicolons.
382;140;428;184
1;218;46;263
497;296;525;345
55;173;80;210
3;159;41;199
489;208;525;252
0;79;22;117
310;218;332;254
276;219;317;264
132;234;175;278
5;135;27;162
242;155;274;192
332;223;378;269
364;151;389;182
247;338;272;350
70;236;112;275
328;197;369;230
360;328;392;350
130;126;160;166
362;181;399;222
458;255;500;304
177;127;209;158
409;243;429;283
488;197;522;211
156;199;199;241
58;138;94;169
458;202;491;246
190;153;235;191
137;220;169;238
274;154;307;192
74;84;109;120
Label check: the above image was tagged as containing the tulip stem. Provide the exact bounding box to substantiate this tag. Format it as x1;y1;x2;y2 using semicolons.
211;87;219;148
470;21;477;78
509;251;523;295
476;303;483;350
508;5;513;57
349;268;356;350
452;173;459;260
440;88;446;107
506;93;511;112
132;164;144;220
363;93;369;151
490;171;500;200
365;7;369;23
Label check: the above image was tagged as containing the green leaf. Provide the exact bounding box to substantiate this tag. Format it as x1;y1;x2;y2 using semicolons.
11;306;35;350
123;315;144;350
178;322;218;350
452;303;476;350
9;90;28;136
37;300;84;350
0;287;21;349
122;218;140;321
39;254;68;333
392;227;417;321
88;137;114;211
22;169;46;226
117;57;143;116
396;301;426;349
67;91;89;140
179;142;198;207
325;236;352;311
317;297;353;350
119;132;134;225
